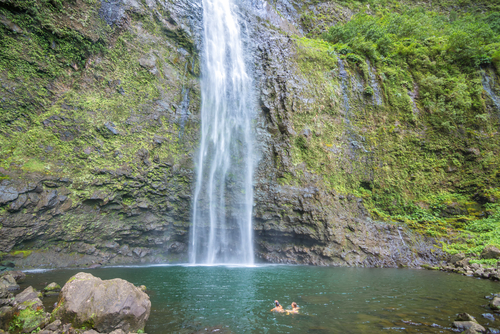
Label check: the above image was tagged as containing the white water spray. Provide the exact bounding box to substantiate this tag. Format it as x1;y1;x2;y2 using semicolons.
189;0;255;265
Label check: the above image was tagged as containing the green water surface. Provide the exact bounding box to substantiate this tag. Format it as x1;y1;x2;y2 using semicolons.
21;265;500;333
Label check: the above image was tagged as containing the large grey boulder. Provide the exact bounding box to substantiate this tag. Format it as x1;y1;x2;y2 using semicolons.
456;313;477;322
0;185;19;205
6;271;26;282
13;286;41;305
0;274;19;294
44;319;61;331
491;296;500;311
450;253;466;264
53;272;150;333
453;321;486;333
482;245;500;259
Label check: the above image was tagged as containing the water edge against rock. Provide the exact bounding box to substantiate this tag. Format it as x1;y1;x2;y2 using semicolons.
16;265;500;334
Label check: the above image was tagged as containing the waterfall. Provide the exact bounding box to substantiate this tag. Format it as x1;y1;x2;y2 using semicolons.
189;0;255;265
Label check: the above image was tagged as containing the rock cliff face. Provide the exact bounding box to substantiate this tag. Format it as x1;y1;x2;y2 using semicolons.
0;0;202;266
0;0;498;268
248;1;444;266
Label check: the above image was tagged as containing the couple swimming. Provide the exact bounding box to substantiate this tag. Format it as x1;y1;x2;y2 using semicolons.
271;300;299;314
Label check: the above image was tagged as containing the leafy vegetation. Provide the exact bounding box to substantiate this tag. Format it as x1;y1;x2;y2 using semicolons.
291;2;500;257
323;9;500;68
9;300;46;334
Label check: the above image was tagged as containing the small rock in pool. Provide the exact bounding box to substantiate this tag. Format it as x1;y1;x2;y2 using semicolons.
488;328;500;334
491;297;500;310
453;320;485;333
483;313;495;321
456;313;477;322
44;282;61;293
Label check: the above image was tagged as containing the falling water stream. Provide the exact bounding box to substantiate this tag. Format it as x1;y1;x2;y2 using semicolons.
190;0;255;264
482;69;500;112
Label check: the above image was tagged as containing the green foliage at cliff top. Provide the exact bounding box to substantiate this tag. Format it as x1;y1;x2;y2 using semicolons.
322;9;500;69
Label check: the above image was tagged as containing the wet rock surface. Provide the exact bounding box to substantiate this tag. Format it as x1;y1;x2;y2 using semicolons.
44;282;61;296
0;272;150;334
482;246;500;260
0;273;19;293
54;272;150;333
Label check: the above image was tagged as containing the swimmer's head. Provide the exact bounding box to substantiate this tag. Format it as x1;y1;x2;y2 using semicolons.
274;300;280;306
292;302;297;308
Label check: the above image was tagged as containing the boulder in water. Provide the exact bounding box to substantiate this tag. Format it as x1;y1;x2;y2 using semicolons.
5;271;25;283
0;274;19;294
453;320;486;333
456;313;477;322
52;272;150;333
490;297;500;311
43;282;61;296
482;246;500;259
13;286;42;305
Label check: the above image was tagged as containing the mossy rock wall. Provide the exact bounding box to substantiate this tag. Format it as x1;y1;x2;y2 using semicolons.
250;0;500;264
0;0;201;267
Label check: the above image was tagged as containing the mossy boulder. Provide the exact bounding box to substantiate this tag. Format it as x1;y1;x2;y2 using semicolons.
5;272;25;283
452;321;485;333
0;274;19;294
43;282;61;296
7;287;50;333
490;296;500;311
52;272;150;333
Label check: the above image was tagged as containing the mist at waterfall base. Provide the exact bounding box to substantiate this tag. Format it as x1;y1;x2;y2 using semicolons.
25;266;498;333
190;0;255;265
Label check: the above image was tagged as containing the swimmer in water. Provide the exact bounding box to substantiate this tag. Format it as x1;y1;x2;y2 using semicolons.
271;300;284;313
286;302;299;314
